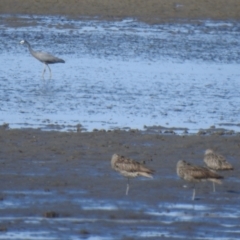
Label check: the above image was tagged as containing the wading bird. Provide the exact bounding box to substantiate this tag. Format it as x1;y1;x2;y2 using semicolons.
204;149;233;192
111;153;154;195
20;40;65;79
176;160;223;200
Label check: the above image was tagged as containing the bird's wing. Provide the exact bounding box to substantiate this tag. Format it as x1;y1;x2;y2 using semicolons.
205;152;233;170
213;152;227;163
115;156;152;173
185;164;222;180
34;51;63;63
204;154;219;168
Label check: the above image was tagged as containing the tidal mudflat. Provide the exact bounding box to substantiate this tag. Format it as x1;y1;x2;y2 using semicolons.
0;129;239;239
0;1;240;239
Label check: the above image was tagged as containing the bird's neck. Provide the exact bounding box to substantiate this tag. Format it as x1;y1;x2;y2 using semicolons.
26;42;36;56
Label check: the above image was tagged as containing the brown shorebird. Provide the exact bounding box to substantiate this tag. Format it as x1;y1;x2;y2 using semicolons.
204;149;233;192
111;153;154;195
176;160;223;200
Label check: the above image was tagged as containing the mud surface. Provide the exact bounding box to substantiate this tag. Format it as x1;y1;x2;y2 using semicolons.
0;129;240;239
1;0;240;23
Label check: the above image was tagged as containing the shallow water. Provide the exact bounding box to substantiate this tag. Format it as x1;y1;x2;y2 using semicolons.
0;190;239;239
0;15;240;133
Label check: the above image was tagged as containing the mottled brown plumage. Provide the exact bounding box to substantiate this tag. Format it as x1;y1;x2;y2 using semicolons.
204;149;233;192
204;149;233;171
111;153;154;195
176;160;223;200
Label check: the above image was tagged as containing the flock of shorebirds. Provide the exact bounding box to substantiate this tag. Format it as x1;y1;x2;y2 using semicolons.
19;41;234;200
111;149;233;200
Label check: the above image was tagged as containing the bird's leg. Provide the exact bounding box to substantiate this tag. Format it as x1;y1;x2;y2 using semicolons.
192;184;196;201
126;178;130;195
212;182;216;192
46;64;52;79
42;64;47;79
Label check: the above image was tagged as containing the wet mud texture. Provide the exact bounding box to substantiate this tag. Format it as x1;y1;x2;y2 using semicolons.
0;129;240;238
1;0;240;23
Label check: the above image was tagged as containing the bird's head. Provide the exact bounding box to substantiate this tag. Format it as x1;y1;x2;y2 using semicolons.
205;149;214;155
20;40;26;45
177;160;188;168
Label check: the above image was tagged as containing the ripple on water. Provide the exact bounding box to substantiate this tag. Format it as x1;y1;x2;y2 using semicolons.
0;231;57;240
1;17;240;132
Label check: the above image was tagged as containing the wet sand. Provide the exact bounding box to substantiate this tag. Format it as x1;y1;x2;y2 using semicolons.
1;0;240;23
0;128;239;238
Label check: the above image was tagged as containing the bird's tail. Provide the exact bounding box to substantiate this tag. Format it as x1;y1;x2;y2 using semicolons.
222;162;234;170
56;57;65;63
208;178;222;184
139;171;154;178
